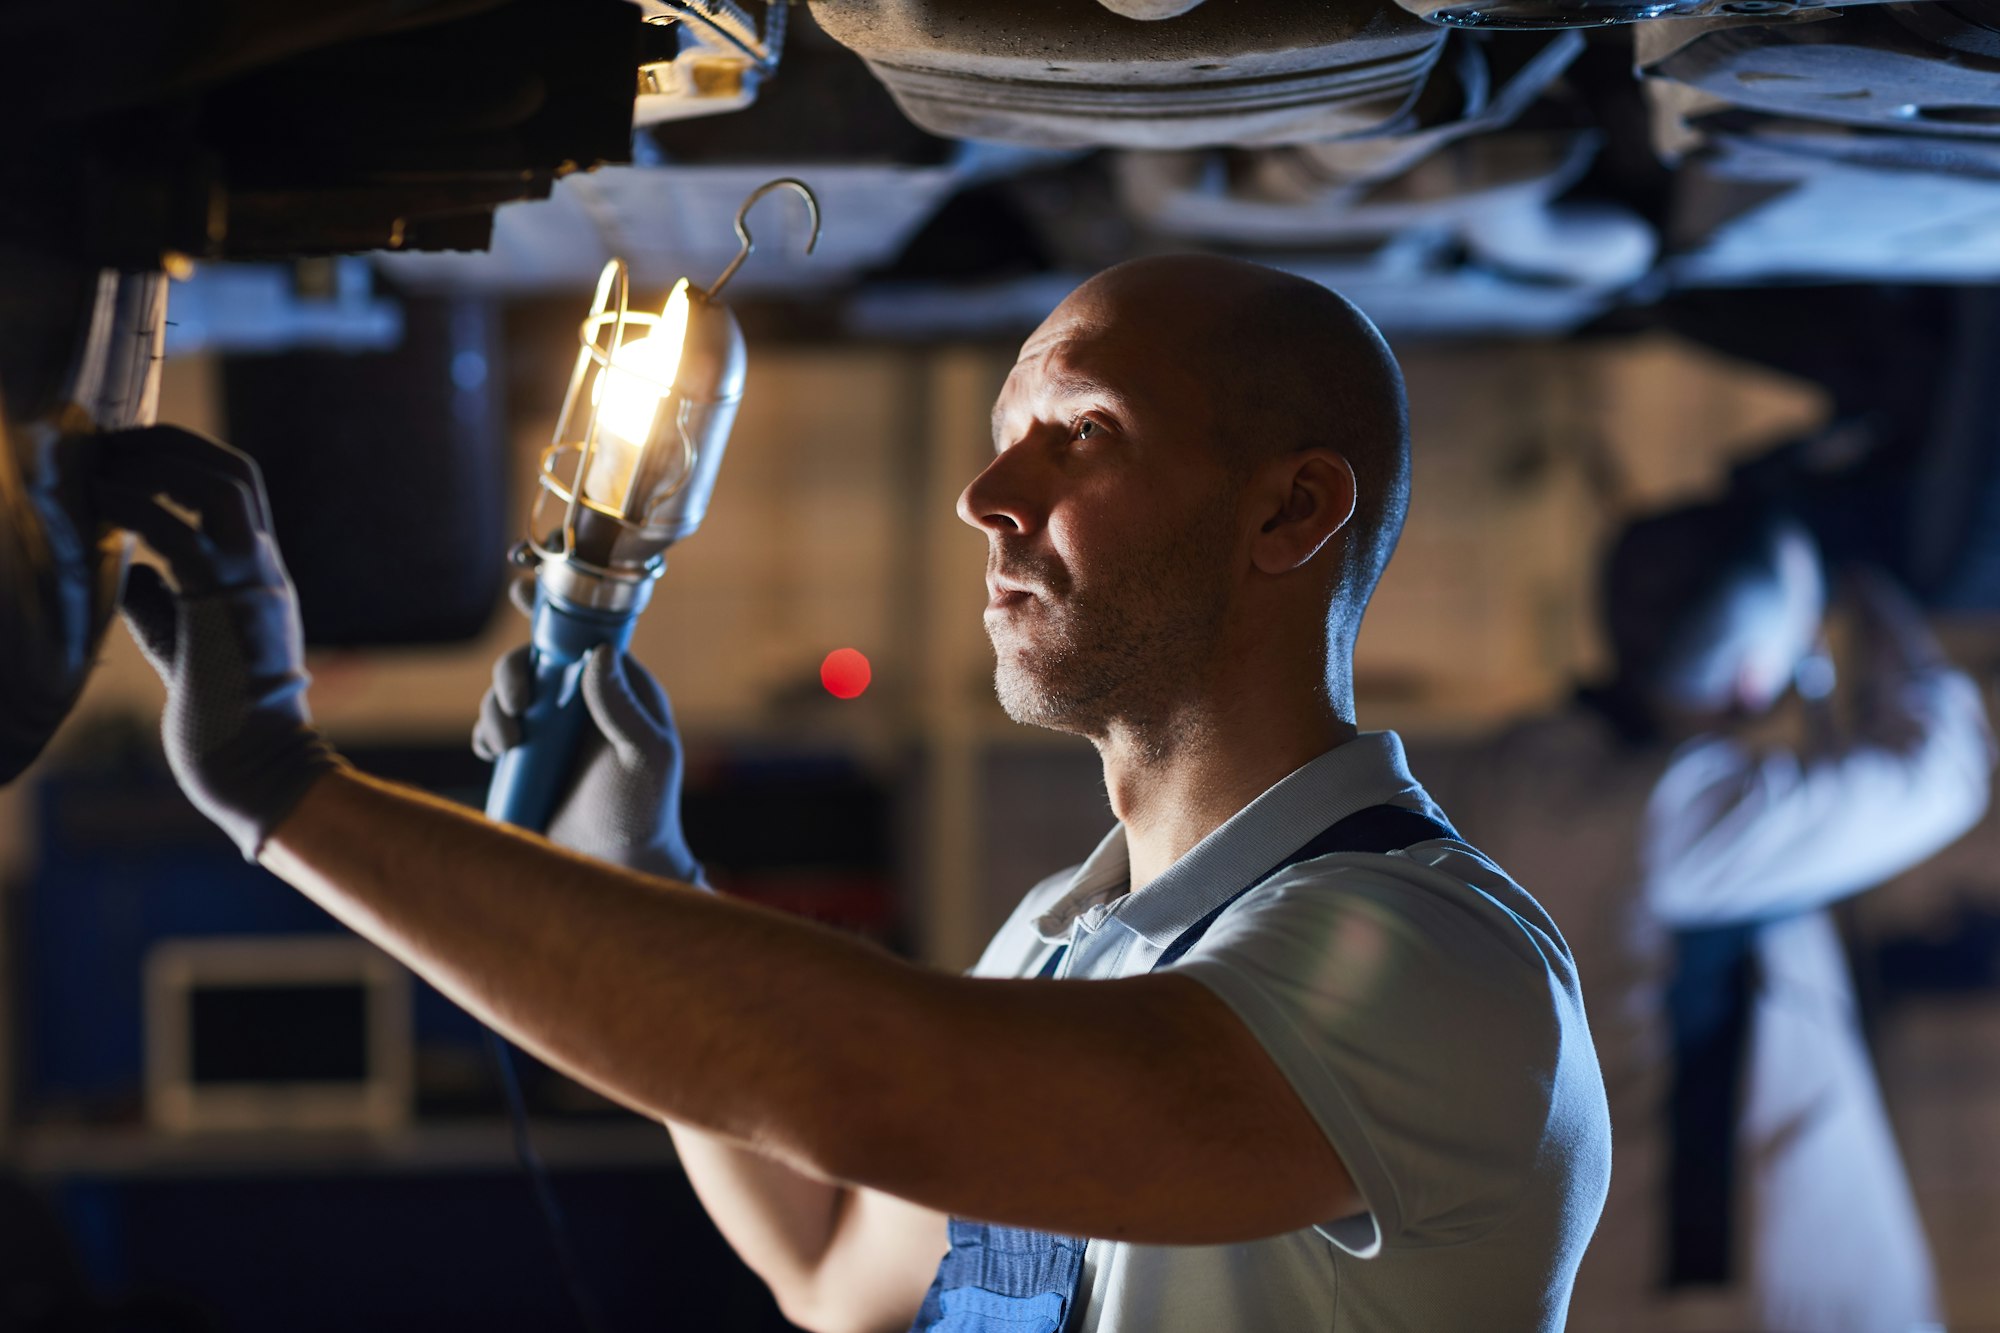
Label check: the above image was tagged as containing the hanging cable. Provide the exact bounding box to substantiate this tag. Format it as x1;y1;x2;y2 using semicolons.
656;0;779;73
489;1031;609;1333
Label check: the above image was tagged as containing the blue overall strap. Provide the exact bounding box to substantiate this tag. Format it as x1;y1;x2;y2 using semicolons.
1155;803;1457;969
908;802;1456;1333
1663;920;1763;1287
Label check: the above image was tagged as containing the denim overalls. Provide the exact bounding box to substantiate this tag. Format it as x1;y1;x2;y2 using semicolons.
908;803;1458;1333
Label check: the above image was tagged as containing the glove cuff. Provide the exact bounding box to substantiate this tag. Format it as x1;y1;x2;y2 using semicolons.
215;725;347;863
613;848;712;889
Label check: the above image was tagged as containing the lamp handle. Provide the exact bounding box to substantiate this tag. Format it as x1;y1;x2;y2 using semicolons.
483;585;640;831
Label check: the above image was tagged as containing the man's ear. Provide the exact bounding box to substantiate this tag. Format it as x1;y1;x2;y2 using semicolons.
1250;450;1356;575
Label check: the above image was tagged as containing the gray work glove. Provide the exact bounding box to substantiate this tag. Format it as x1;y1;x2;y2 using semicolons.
473;642;707;886
90;426;343;860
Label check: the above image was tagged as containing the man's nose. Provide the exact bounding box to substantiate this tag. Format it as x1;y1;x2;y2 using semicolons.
956;448;1041;536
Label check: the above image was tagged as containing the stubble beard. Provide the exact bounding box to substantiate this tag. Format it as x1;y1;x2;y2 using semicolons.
990;592;1140;737
987;508;1236;745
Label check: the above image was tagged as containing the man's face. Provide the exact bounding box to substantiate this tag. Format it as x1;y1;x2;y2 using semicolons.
957;282;1243;737
1738;526;1828;712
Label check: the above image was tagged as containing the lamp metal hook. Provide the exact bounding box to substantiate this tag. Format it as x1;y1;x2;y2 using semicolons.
706;177;820;299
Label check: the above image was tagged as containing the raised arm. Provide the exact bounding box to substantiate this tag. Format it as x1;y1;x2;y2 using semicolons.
1645;570;1995;925
93;427;1355;1329
258;768;1352;1242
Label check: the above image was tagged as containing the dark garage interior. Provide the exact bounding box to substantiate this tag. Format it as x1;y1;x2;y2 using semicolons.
7;2;2000;1330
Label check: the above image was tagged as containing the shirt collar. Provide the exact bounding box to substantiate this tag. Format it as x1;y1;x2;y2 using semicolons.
1034;732;1430;948
1032;824;1134;942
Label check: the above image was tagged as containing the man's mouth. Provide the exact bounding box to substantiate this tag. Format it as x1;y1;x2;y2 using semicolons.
985;571;1042;606
986;583;1034;612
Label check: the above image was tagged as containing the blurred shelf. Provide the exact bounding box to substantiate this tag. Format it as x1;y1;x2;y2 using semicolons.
12;1118;682;1180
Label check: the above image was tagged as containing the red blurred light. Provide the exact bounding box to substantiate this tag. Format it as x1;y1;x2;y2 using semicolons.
820;648;872;700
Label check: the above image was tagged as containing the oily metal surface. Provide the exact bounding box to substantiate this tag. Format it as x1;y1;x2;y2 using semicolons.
0;263;152;787
1640;5;2000;136
809;0;1446;148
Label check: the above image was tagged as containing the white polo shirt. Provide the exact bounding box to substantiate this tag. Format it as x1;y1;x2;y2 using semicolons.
970;732;1612;1333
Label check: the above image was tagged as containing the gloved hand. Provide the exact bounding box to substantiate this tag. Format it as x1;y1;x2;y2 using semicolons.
90;426;342;860
474;641;707;885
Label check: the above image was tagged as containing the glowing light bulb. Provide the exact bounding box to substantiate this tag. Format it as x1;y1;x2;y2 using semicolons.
585;281;692;514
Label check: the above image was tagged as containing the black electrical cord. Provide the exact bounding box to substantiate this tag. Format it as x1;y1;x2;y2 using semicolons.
658;0;778;73
488;1030;609;1333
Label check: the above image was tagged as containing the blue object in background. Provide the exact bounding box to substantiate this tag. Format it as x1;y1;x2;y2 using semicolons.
13;741;803;1330
18;747;524;1119
21;765;345;1118
163;260;402;358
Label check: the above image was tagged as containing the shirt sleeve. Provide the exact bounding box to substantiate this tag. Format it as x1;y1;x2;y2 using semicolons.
1167;855;1587;1256
1643;664;1994;925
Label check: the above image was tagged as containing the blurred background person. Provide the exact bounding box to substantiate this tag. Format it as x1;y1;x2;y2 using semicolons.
1418;500;1994;1333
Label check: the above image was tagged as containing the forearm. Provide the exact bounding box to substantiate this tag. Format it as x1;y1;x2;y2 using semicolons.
259;768;1348;1247
260;765;933;1175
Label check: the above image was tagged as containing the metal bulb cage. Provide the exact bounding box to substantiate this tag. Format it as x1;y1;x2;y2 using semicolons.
526;176;820;581
530;258;698;580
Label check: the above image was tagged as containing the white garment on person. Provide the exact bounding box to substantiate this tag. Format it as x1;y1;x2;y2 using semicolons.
970;732;1612;1333
1416;662;1992;1333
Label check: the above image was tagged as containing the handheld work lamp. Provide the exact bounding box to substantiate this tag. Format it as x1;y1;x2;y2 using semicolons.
484;177;821;830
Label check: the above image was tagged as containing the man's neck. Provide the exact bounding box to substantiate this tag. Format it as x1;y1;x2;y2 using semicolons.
1096;695;1357;893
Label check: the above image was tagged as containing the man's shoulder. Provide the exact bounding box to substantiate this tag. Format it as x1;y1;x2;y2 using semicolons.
1198;833;1586;1005
1169;830;1611;1255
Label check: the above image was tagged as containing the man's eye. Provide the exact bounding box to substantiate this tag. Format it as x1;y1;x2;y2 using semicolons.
1072;418;1099;442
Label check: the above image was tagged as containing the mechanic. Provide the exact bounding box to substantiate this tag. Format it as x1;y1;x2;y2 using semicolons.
1419;501;1992;1333
95;255;1611;1333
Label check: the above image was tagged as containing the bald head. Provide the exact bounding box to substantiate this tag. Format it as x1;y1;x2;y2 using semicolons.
1057;256;1412;624
968;256;1409;737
